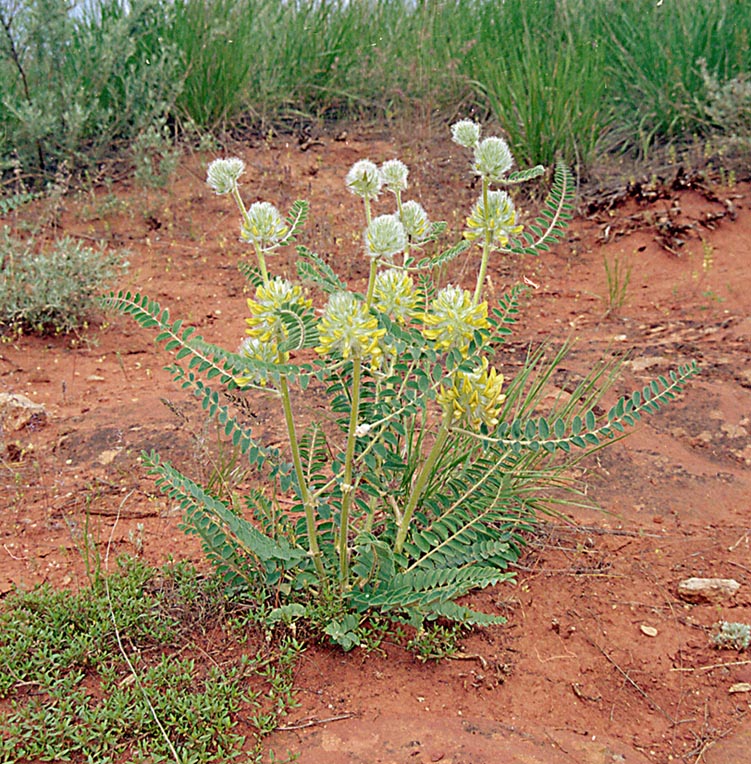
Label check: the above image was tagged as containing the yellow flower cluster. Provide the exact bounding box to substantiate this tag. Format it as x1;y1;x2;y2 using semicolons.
464;190;524;248
315;292;385;362
245;278;312;343
437;358;506;430
420;285;489;354
372;270;421;324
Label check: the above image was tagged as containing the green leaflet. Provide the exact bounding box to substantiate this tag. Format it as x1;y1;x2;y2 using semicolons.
507;161;574;257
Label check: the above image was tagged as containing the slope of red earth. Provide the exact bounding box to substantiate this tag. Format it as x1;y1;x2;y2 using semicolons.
1;126;750;763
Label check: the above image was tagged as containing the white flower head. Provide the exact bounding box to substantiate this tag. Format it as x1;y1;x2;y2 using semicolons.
206;157;245;195
399;200;430;242
451;119;482;149
380;159;409;193
241;202;288;248
345;159;382;199
365;214;408;261
355;423;372;437
473;136;514;181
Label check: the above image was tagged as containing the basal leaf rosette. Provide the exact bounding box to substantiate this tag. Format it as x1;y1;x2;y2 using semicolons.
372;269;421;324
420;285;488;354
315;292;385;362
245;277;312;343
465;189;524;248
437;357;506;430
241;201;289;249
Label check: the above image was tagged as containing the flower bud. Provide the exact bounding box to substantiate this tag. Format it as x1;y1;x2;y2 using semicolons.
365;214;408;261
451;119;481;149
206;157;245;195
380;159;409;193
241;202;289;248
345;159;382;199
473;136;514;181
399;200;430;242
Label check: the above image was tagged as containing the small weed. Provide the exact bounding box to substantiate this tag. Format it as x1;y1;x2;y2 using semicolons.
407;622;468;662
133;119;181;190
711;621;750;651
0;192;39;217
602;252;632;316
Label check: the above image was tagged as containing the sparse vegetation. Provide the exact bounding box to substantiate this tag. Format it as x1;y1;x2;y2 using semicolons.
602;252;632;317
0;557;302;763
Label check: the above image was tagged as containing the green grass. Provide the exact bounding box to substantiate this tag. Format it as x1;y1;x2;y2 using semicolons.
1;0;749;182
461;0;610;169
0;557;302;763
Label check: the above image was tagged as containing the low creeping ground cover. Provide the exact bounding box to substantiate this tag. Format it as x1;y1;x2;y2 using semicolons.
103;120;698;649
0;558;302;763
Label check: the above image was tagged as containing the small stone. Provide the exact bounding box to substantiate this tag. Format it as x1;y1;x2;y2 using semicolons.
729;683;751;694
96;449;121;466
640;624;658;637
0;392;47;433
677;577;740;604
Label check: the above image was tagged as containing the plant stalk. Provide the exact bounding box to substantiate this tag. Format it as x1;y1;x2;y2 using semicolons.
231;181;322;578
280;375;325;579
338;357;363;586
473;177;492;305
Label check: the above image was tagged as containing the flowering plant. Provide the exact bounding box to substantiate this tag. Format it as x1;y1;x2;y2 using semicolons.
105;121;697;646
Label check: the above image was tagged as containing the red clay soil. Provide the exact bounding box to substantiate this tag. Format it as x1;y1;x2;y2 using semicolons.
1;126;750;763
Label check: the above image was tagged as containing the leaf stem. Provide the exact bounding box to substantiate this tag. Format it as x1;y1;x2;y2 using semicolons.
394;409;452;555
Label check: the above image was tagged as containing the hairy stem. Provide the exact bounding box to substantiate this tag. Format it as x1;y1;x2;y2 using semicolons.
364;258;378;307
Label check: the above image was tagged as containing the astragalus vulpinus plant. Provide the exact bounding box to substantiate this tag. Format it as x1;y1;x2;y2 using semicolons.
104;121;698;648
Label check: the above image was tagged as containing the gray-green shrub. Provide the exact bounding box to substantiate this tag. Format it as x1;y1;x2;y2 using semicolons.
0;229;128;334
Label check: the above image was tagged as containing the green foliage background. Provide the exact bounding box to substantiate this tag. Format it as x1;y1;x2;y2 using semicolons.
1;0;750;181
